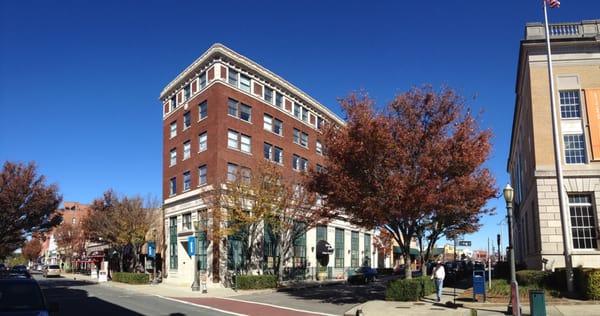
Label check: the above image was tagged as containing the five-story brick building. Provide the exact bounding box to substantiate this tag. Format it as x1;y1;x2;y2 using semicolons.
160;44;377;287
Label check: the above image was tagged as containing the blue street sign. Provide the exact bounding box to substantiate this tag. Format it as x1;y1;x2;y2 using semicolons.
147;242;156;258
188;236;196;256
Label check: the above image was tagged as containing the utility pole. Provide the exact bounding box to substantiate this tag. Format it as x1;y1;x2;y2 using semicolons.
488;237;491;289
497;234;501;262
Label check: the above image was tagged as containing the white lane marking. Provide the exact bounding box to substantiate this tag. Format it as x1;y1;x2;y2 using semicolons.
219;297;338;316
154;295;247;316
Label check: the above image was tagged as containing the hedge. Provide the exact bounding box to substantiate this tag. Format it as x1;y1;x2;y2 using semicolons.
377;268;394;276
237;275;277;289
385;276;435;301
112;272;149;284
573;269;600;300
515;270;550;288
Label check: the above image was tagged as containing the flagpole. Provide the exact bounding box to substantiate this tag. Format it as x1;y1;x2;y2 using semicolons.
542;0;574;293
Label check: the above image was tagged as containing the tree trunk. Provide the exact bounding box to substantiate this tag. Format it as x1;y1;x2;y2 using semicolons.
118;247;124;272
404;252;412;279
276;237;284;283
132;245;138;272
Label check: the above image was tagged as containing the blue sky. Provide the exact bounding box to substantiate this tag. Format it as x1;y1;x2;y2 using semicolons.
1;0;599;252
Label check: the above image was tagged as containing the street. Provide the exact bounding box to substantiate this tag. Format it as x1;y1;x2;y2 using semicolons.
34;273;229;316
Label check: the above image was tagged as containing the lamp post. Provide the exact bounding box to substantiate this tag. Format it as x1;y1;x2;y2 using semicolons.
152;228;157;283
191;220;200;291
504;184;520;316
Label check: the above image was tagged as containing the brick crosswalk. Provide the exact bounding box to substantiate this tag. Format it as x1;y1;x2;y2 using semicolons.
170;297;332;316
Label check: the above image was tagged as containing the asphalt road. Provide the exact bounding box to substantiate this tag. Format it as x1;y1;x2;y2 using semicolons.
33;273;230;316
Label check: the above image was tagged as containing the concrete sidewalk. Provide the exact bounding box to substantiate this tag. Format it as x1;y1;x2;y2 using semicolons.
344;285;600;316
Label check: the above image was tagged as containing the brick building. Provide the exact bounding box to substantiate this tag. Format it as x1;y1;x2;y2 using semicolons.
508;20;600;270
160;44;377;287
40;202;90;266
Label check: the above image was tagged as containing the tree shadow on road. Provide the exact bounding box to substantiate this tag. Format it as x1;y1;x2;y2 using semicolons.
279;281;386;305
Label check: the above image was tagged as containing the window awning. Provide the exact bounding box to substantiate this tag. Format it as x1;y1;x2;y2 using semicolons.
393;247;419;256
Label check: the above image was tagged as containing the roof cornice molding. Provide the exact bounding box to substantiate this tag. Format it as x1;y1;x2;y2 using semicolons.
159;43;346;126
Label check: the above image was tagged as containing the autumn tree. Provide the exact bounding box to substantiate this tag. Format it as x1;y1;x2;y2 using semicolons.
0;161;62;259
83;190;155;272
22;238;43;263
373;229;395;267
54;221;85;269
262;165;319;282
207;162;322;281
308;86;497;279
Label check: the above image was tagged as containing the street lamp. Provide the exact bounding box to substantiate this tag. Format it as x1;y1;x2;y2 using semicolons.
191;220;200;292
503;184;520;316
151;228;157;283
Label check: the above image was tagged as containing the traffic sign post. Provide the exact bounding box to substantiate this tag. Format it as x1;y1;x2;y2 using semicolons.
458;241;472;247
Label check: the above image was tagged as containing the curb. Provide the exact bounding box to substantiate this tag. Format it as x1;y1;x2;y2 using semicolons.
276;280;346;292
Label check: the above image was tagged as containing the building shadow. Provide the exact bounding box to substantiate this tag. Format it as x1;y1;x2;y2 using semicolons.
40;282;144;316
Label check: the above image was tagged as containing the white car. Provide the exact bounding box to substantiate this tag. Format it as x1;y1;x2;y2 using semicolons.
43;264;61;277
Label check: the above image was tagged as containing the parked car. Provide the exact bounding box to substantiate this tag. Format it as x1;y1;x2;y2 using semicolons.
7;266;31;279
347;267;378;285
0;275;58;315
11;265;28;274
43;265;61;278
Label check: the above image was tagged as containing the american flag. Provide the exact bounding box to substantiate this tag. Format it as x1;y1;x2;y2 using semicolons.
546;0;560;8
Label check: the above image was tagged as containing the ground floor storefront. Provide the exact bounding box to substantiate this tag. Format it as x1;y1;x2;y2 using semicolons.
163;193;378;287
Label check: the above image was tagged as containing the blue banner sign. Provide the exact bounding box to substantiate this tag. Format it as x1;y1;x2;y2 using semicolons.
147;242;156;258
188;236;196;256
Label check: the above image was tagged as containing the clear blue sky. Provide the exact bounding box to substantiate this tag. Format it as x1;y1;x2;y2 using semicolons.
1;0;599;252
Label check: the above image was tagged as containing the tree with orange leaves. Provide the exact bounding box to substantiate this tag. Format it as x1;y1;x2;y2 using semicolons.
308;86;497;279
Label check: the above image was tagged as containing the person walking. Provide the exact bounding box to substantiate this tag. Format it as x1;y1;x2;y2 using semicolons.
431;261;445;302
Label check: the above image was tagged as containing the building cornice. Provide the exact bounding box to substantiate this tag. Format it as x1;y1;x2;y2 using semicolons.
159;43;346;126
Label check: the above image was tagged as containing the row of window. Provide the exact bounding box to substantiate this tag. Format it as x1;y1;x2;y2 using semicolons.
170;97;323;155
169;73;208;112
226;66;326;129
331;228;372;268
168;165;207;196
169;133;207;166
170;101;207;139
165;63;328;132
168;157;324;197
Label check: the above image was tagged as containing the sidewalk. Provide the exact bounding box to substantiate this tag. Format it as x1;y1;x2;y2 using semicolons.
345;286;468;316
344;285;600;316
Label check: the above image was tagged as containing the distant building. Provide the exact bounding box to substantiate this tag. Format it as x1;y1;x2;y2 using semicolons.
508;20;600;269
472;250;488;262
160;44;377;287
40;202;90;266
